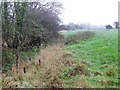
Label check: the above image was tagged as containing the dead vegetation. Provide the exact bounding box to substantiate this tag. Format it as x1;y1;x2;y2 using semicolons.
2;43;90;88
67;65;90;77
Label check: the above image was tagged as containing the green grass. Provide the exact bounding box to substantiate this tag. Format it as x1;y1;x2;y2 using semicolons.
64;29;118;88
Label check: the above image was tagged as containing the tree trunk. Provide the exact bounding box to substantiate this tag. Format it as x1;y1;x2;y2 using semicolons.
15;49;19;73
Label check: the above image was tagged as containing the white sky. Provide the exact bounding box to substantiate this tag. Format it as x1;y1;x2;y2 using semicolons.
59;0;119;26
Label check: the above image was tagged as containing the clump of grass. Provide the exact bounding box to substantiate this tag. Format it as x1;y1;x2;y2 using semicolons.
67;64;90;77
43;74;64;88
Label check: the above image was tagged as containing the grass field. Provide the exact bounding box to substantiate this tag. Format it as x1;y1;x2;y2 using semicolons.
61;29;118;88
2;29;118;88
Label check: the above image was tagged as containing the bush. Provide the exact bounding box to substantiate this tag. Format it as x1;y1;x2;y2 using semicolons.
2;46;41;73
2;48;16;72
64;31;95;45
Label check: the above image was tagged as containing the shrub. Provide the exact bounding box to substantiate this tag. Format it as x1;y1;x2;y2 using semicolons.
64;31;95;45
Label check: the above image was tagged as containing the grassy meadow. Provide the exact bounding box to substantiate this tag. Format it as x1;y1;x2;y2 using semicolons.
60;29;118;88
2;29;118;88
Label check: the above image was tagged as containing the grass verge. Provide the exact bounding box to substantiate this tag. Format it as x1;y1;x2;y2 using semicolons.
65;30;118;88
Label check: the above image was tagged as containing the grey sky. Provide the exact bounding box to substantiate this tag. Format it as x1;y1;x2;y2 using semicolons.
59;0;119;26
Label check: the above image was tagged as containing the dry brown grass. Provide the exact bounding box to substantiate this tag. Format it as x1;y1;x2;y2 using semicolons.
0;72;1;87
36;43;70;88
2;43;89;88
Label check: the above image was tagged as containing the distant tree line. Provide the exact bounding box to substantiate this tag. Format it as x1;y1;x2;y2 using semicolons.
59;23;105;30
59;21;120;30
59;23;91;30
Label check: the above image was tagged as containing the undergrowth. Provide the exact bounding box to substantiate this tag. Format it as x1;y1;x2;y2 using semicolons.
2;46;40;73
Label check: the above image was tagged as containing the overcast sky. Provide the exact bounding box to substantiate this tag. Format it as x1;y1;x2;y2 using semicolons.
59;0;119;26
